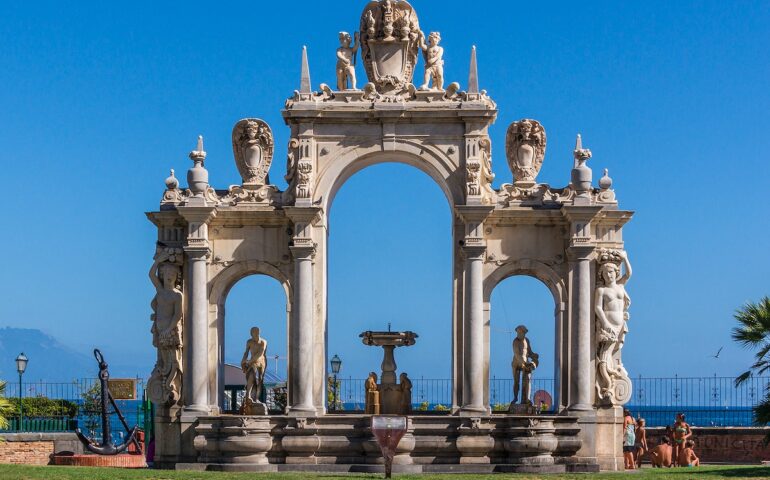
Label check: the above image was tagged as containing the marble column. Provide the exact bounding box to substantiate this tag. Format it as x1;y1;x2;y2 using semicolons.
184;247;210;413
462;245;486;414
568;246;594;412
289;245;315;415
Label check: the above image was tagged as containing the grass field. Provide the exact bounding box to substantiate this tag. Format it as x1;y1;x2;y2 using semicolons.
0;465;769;480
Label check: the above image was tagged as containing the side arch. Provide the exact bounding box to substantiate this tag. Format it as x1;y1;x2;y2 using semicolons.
483;258;569;411
208;260;293;410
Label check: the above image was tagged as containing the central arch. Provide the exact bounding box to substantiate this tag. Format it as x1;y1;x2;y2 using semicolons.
321;151;461;413
316;145;465;213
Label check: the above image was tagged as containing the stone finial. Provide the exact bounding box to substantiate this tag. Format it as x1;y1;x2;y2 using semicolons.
188;135;209;197
165;169;179;190
300;46;312;94
468;46;479;94
571;134;593;196
599;168;613;190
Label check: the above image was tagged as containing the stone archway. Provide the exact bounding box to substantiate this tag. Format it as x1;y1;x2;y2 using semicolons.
208;261;292;411
484;260;568;410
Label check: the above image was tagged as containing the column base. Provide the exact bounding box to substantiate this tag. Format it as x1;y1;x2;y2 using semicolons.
459;406;490;416
287;405;316;417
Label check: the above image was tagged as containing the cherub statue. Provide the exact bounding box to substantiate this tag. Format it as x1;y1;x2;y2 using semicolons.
336;31;360;91
595;250;632;402
241;327;268;405
418;31;444;91
511;325;539;405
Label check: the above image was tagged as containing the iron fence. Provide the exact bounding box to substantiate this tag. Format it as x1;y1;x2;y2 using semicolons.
335;375;770;426
1;378;148;442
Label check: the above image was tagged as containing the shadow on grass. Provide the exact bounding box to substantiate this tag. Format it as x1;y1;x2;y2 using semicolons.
695;467;770;478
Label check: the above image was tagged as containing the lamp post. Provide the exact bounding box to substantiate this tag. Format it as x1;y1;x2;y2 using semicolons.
330;354;342;412
15;353;28;432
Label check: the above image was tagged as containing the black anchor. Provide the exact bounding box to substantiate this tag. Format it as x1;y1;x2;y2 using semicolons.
75;349;140;455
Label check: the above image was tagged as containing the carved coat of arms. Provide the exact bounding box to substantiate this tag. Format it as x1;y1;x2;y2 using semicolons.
359;0;421;94
232;118;274;186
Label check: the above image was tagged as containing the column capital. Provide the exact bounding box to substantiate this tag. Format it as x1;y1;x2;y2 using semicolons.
455;204;495;223
560;204;602;223
177;205;218;224
290;244;316;260
183;246;211;260
461;243;487;260
284;206;322;225
567;245;595;262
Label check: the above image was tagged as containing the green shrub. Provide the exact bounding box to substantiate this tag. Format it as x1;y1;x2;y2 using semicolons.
492;402;510;412
10;397;78;418
416;401;429;412
433;404;450;412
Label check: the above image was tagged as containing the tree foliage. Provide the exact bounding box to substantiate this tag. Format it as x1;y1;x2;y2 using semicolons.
0;382;15;430
732;296;770;432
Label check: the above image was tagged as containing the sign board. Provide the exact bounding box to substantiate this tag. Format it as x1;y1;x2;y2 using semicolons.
108;379;137;400
371;416;408;478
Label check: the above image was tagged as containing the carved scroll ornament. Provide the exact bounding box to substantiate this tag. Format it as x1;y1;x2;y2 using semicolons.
505;119;547;187
232;119;274;186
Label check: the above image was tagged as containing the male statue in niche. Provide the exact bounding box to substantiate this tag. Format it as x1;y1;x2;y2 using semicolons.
241;327;268;415
511;325;539;406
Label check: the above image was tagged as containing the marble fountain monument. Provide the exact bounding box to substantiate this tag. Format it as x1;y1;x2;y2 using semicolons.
145;0;634;473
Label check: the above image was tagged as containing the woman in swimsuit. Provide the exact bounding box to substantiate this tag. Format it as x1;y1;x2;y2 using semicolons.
623;409;636;469
672;413;692;466
635;418;648;468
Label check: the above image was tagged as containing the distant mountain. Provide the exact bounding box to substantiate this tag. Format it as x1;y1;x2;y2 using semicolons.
0;327;117;382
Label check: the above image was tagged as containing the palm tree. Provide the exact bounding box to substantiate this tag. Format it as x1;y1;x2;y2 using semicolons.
0;381;16;430
732;296;770;430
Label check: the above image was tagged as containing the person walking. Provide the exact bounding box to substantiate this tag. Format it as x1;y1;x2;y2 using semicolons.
623;409;636;470
635;417;648;468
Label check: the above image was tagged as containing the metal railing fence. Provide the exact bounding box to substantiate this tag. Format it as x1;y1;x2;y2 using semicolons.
1;378;147;440
334;375;770;426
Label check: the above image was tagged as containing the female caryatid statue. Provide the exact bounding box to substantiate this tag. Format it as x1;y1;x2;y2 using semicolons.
148;248;184;406
594;249;633;404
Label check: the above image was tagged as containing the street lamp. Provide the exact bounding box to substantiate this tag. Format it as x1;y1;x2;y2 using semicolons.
15;353;28;432
330;355;342;412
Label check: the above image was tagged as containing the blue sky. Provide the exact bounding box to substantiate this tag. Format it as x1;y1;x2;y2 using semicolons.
1;1;768;384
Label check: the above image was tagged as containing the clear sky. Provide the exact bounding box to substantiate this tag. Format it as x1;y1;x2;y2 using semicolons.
1;1;768;384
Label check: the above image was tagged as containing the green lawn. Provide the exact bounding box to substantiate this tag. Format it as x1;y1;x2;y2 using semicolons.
0;465;769;480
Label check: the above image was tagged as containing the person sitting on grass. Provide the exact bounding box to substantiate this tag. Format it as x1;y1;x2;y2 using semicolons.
634;417;648;468
649;436;672;468
678;439;700;468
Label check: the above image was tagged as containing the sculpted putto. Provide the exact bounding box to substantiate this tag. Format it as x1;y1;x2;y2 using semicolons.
365;372;380;414
148;248;184;406
241;327;268;412
336;31;360;90
511;325;539;405
595;249;633;404
419;31;444;91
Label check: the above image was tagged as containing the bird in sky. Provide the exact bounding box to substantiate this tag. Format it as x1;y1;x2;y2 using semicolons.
712;347;723;359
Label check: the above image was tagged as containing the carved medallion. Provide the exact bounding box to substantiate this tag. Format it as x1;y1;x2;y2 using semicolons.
505;119;547;187
232;119;274;186
359;0;421;94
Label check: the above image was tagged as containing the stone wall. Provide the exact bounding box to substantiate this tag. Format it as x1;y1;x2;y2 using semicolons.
0;433;82;466
645;427;770;464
